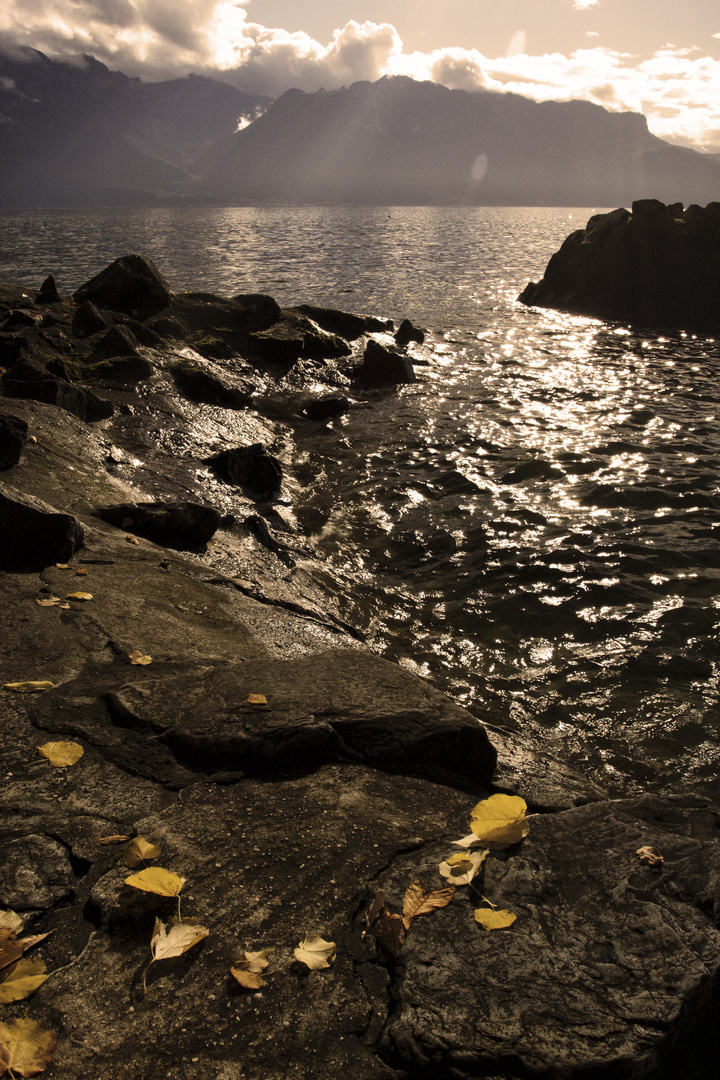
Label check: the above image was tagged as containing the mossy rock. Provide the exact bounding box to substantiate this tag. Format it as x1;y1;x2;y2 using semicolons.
75;355;154;385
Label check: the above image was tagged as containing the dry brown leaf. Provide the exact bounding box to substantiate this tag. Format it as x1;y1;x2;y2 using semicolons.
124;867;185;898
54;564;70;569
97;835;130;846
65;592;93;601
636;845;664;868
37;741;84;768
402;879;455;930
3;682;54;693
0;933;22;974
35;598;62;608
128;650;152;666
0;958;47;1004
75;568;89;576
123;837;162;868
246;693;267;705
230;949;270;990
0;1018;56;1077
362;890;386;937
125;534;139;545
375;910;403;958
294;934;335;970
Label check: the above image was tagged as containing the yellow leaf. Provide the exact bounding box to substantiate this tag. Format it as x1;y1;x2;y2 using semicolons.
125;534;139;545
474;907;517;930
65;592;93;601
75;568;88;576
123;837;162;868
97;835;130;846
124;867;185;898
3;682;54;693
0;914;23;936
35;598;62;608
0;1018;56;1077
469;794;529;848
37;741;84;768
636;845;664;868
0;958;47;1003
128;650;152;666
294;934;336;970
247;693;267;705
438;849;487;885
402;879;455;930
230;949;270;990
150;917;208;962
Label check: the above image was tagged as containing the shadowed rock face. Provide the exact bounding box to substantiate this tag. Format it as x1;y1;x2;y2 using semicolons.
73;254;173;321
519;200;720;332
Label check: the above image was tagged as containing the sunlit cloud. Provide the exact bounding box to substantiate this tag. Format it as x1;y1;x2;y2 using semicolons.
1;0;719;153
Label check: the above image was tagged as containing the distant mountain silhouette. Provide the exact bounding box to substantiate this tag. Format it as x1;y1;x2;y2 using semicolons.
0;48;269;207
1;53;718;208
199;76;720;207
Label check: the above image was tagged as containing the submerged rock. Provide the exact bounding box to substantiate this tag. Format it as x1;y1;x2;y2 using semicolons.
519;200;720;332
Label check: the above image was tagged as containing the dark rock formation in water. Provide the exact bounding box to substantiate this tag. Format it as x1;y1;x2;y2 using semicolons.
356;338;416;387
73;254;173;321
2;254;720;1080
519;199;720;332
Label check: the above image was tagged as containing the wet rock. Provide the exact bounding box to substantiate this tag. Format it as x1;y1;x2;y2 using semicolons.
0;481;85;571
207;443;283;498
91;324;141;359
2;358;114;421
169;292;280;335
73;254;173;322
3;308;42;330
0;332;29;366
378;792;720;1079
393;318;425;345
71;299;110;339
80;354;154;386
0;412;28;470
106;648;498;788
170;358;254;409
355;339;416;387
36;275;61;305
304;393;351;421
94;500;222;550
519;201;720;332
0;833;74;911
296;304;392;340
231;292;282;331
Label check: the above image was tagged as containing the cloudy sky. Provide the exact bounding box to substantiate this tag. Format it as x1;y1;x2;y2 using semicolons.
3;0;720;152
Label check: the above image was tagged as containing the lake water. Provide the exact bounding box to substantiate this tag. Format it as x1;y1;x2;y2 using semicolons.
2;205;720;799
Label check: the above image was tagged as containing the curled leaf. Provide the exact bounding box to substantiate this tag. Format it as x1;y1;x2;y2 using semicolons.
438;849;487;885
636;845;664;868
294;934;336;970
474;907;517;930
35;598;62;608
124;867;185;898
470;794;529;849
3;681;54;693
362;890;386;937
37;741;84;768
123;837;162;868
97;835;130;846
0;958;47;1003
402;879;455;931
230;949;270;990
247;693;267;705
125;534;139;545
65;592;93;601
75;568;89;576
128;650;152;666
0;1018;56;1076
150;917;208;962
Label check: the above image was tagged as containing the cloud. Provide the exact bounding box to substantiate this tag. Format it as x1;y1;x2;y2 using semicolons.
573;0;599;9
1;0;720;153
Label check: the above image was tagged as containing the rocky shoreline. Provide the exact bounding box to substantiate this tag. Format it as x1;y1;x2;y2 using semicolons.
2;255;720;1079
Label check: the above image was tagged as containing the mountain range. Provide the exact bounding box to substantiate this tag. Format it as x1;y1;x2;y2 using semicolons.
1;47;719;208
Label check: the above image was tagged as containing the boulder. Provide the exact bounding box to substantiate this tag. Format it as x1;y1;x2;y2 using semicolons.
1;359;114;422
71;300;110;339
169;292;280;335
519;201;720;332
91;324;141;359
80;355;154;386
105;648;497;788
170;359;254;409
355;339;416;387
304;393;351;421
0;412;28;470
0;482;84;571
377;792;720;1079
394;318;425;346
0;332;29;366
296;304;393;340
94;501;221;550
207;443;283;498
35;275;61;305
73;255;172;322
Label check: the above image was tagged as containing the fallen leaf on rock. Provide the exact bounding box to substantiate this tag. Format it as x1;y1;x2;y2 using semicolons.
54;564;70;570
75;568;89;576
294;934;335;970
402;879;455;930
474;907;517;930
3;682;54;693
124;867;185;898
123;837;162;868
35;598;62;608
0;958;47;1003
37;741;84;767
362;890;386;937
438;850;487;885
125;535;139;545
97;835;130;846
65;592;93;601
636;845;664;868
150;917;209;963
452;832;485;849
375;910;403;958
0;933;22;974
0;1018;56;1076
230;949;270;990
246;693;267;705
470;794;529;849
0;914;23;936
128;650;152;666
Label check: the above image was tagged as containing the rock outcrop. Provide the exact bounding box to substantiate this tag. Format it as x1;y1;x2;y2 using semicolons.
519;200;720;332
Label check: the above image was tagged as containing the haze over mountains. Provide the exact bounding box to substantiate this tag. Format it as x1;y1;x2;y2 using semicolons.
1;47;719;209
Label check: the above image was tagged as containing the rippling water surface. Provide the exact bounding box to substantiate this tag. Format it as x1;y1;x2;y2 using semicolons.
2;205;719;798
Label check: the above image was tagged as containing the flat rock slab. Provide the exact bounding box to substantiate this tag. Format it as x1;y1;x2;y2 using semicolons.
107;648;497;788
377;793;720;1079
